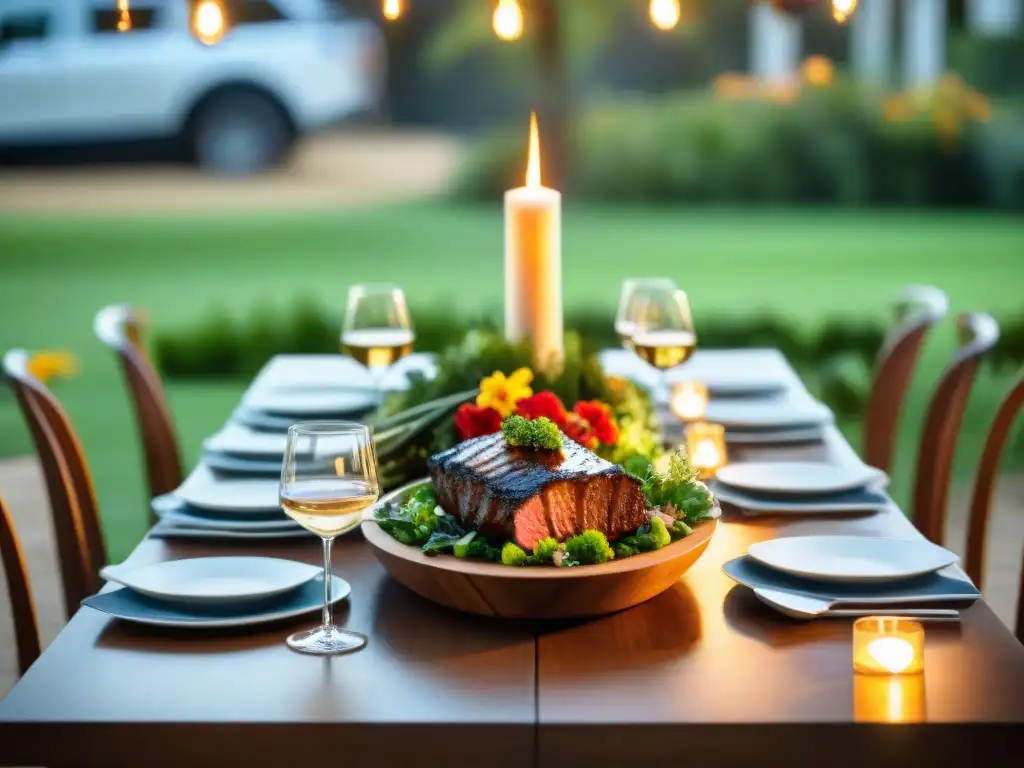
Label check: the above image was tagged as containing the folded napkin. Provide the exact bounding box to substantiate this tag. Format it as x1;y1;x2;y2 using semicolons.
723;555;980;603
709;480;890;515
149;523;309;541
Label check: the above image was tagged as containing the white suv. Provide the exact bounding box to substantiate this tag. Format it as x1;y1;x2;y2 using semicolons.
0;0;383;173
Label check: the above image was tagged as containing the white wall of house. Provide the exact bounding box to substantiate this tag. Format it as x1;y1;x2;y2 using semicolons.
903;0;947;88
967;0;1023;34
851;0;895;88
750;2;802;84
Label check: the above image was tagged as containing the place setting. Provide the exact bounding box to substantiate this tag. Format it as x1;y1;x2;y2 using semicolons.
707;460;892;517
724;534;981;624
149;466;307;541
233;284;437;435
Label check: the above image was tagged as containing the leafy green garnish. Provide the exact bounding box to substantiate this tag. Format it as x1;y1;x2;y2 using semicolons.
501;415;563;451
639;448;716;524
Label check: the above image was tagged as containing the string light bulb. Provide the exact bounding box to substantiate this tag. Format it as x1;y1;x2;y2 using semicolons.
832;0;857;23
382;0;404;22
649;0;681;31
493;0;523;42
192;0;226;45
117;0;131;32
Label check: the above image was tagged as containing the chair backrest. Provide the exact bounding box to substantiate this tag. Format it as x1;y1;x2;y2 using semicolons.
864;285;948;474
3;349;104;618
0;494;42;677
95;304;183;511
963;371;1024;625
911;313;1000;547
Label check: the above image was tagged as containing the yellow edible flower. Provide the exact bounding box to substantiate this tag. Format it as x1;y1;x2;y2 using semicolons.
477;367;533;418
26;350;79;384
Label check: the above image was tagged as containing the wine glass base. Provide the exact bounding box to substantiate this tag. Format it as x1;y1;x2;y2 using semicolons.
286;626;368;656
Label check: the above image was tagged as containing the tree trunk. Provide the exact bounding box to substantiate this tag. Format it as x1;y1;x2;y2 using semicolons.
532;0;570;191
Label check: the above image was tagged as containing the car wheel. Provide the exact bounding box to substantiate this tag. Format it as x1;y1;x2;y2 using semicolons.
192;91;292;175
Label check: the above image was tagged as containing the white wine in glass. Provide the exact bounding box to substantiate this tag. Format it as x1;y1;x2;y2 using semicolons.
280;421;379;656
615;278;676;350
631;329;698;369
627;285;697;398
341;284;414;371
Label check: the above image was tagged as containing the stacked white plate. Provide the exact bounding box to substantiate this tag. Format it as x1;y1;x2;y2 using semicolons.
151;467;306;541
704;396;834;445
710;461;890;516
87;556;351;628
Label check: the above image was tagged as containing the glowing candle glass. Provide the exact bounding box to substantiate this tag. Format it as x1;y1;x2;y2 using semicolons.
852;617;925;675
670;381;708;423
686;422;726;480
853;673;927;723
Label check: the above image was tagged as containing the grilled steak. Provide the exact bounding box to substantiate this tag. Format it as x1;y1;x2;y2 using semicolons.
427;432;648;550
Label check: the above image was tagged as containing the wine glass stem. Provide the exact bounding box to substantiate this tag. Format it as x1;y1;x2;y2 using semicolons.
321;536;334;631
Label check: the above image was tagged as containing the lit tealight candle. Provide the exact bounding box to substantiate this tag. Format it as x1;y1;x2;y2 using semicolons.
853;617;925;675
686;422;726;480
670;381;708;422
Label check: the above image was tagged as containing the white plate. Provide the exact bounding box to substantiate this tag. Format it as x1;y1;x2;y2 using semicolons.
203;422;289;457
716;462;886;496
243;386;379;417
174;466;281;513
99;557;321;605
747;536;959;583
149;526;310;541
600;348;792;397
83;575;350;628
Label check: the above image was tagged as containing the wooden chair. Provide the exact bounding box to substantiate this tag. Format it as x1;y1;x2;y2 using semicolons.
0;494;42;677
961;371;1024;641
3;350;104;619
911;313;1000;548
95;304;183;515
863;285;948;474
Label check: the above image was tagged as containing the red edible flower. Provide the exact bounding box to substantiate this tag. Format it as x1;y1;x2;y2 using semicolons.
571;400;620;447
563;414;599;450
454;403;503;441
514;390;569;427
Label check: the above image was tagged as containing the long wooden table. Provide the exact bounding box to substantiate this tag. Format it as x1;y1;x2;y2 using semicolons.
2;352;1023;767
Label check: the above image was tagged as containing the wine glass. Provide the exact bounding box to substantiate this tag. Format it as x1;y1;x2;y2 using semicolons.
615;278;676;350
627;284;697;398
341;284;415;373
280;421;379;655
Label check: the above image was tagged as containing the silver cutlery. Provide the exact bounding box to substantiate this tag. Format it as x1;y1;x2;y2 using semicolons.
754;588;962;622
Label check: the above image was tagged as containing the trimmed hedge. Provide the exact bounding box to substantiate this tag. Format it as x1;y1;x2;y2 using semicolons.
451;79;1024;209
153;302;1024;418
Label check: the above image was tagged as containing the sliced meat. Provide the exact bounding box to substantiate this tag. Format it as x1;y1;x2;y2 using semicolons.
427;432;647;550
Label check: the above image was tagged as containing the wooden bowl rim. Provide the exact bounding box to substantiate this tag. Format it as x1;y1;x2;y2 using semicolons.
363;477;718;580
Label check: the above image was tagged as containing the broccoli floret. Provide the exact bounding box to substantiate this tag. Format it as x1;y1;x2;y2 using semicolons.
501;415;563;451
501;541;529;567
669;519;693;541
466;538;502;562
564;530;614;565
648;516;671;549
533;537;559;563
613;542;640;559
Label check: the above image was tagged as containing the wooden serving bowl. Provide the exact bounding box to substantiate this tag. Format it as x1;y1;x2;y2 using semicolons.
362;479;718;620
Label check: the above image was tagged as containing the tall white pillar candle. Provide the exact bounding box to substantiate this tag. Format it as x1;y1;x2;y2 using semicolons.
504;113;564;371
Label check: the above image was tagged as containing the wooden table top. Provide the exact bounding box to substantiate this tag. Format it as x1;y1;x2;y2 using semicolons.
2;352;1023;767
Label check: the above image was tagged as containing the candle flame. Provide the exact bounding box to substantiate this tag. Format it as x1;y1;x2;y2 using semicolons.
117;0;132;31
867;637;915;675
526;112;541;188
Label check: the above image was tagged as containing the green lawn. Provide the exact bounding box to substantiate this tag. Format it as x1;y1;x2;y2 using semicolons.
1;204;1022;561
